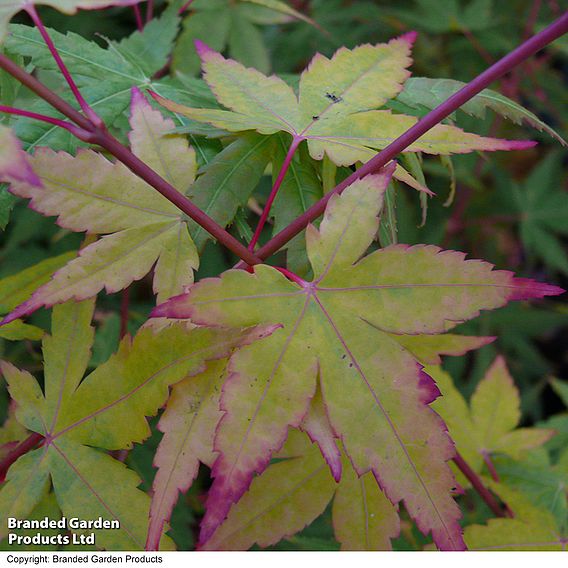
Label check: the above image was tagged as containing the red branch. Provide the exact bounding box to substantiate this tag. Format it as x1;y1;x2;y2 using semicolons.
0;55;261;266
243;12;568;267
0;13;566;270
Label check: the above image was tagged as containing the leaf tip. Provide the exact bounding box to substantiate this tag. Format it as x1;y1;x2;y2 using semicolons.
503;139;538;151
417;364;442;404
194;39;216;59
151;293;191;319
130;85;146;107
509;278;564;301
399;30;418;45
0;302;33;328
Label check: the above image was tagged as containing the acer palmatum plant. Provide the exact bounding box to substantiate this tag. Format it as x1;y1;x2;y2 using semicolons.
0;0;566;553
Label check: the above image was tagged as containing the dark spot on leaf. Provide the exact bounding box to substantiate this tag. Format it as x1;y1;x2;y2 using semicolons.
325;92;343;104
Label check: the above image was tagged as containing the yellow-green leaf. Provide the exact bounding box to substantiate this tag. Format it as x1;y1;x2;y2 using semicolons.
0;299;273;550
430;358;555;475
154;167;560;549
3;89;199;323
465;484;565;551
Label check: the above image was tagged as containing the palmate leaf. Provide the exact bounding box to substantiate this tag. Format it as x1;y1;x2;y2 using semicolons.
153;166;562;550
490;449;567;528
0;299;274;550
0;0;141;43
201;429;399;551
395;78;566;145
513;152;568;276
4;13;197;152
430;357;555;475
155;35;535;187
464;483;566;551
1;88;199;325
172;0;315;75
146;328;493;550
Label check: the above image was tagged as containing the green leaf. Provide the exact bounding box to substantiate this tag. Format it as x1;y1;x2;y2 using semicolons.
6;23;213;151
187;132;274;250
111;7;180;78
396;78;566;145
202;431;336;550
431;358;555;475
201;427;400;551
332;452;399;550
271;134;322;277
465;484;565;550
491;452;568;528
388;0;494;34
6;24;141;85
154;168;561;549
241;0;317;26
3;89;199;322
155;36;536;175
513;152;568;275
0;252;74;341
0;319;44;341
172;7;231;76
552;379;568;408
0;299;269;549
229;5;270;73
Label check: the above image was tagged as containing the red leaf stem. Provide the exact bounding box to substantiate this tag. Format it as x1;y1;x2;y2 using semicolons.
453;451;511;518
248;136;302;251
25;5;102;126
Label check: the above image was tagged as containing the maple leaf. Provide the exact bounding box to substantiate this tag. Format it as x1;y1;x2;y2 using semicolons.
464;483;566;551
153;36;535;190
513;152;568;275
153;166;562;550
0;0;141;43
200;429;399;551
1;88;199;326
430;357;555;475
173;0;317;75
146;328;488;550
0;299;274;549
